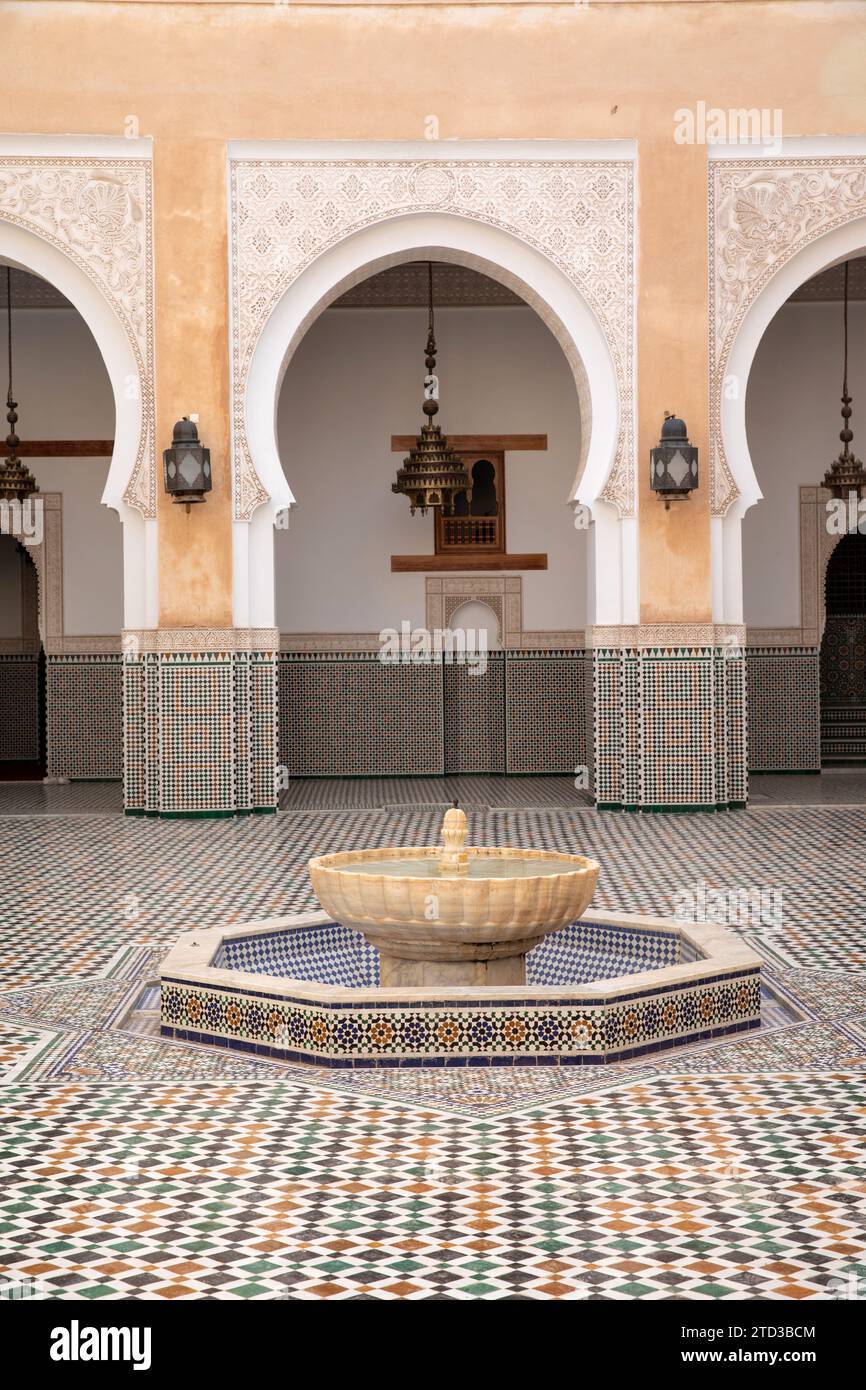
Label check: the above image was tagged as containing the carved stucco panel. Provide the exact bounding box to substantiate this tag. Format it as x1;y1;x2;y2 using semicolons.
231;156;635;521
0;157;156;516
711;157;866;516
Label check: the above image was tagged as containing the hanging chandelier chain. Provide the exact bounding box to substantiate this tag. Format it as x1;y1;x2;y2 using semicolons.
842;259;849;401
840;259;855;457
6;265;13;404
425;260;437;366
822;257;865;500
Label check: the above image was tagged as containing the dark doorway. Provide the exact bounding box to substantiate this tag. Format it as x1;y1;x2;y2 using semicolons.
821;531;866;763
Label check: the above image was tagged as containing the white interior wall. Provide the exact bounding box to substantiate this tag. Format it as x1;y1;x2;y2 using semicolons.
10;307;120;636
744;299;866;627
0;537;23;637
276;304;585;635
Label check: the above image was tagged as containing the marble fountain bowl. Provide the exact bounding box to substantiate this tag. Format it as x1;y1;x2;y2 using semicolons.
308;843;600;987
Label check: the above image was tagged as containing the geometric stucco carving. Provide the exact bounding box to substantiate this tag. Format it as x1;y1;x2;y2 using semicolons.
230;154;635;521
0;156;156;516
710;156;866;516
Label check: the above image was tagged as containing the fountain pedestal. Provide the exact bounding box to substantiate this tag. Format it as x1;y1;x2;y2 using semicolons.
379;957;524;987
372;933;545;988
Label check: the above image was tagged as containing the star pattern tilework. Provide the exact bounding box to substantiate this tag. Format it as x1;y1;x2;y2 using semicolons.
0;1076;864;1301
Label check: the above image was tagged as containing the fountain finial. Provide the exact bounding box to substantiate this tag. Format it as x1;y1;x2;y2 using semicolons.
440;802;469;876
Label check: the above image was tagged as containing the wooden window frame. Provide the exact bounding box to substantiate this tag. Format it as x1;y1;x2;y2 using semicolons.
434;450;506;556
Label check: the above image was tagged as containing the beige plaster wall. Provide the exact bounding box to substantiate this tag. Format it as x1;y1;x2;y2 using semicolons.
4;1;865;626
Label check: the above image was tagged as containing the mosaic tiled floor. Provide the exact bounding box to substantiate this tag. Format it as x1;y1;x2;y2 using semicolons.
1;787;865;1299
0;779;123;815
748;770;866;805
4;769;864;818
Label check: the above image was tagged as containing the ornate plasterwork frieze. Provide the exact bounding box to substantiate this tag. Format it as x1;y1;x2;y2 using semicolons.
124;627;280;655
0;155;156;515
230;154;635;520
710;156;866;516
280;633;383;654
45;635;122;656
746;629;819;649
586;622;747;650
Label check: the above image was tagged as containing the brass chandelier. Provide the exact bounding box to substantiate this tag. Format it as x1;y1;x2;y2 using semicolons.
822;259;866;500
0;267;39;504
392;262;470;516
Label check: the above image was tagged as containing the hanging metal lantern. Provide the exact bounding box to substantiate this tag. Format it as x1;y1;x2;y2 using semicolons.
822;261;866;500
163;417;212;507
650;412;699;506
392;263;471;516
0;267;39;504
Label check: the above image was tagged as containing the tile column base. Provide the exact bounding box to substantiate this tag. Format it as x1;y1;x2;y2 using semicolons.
122;628;278;817
587;624;748;812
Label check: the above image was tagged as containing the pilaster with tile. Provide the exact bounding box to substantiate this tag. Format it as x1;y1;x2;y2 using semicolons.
123;628;278;817
588;624;748;811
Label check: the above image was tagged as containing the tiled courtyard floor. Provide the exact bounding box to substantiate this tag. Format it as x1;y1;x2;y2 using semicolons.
1;777;865;1300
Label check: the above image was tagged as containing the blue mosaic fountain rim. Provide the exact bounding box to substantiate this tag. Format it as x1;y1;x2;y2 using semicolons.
212;919;687;990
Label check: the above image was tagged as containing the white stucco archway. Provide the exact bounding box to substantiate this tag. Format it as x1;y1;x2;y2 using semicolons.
0;233;153;629
716;225;866;625
0;137;157;628
237;210;631;632
709;140;866;624
229;140;637;635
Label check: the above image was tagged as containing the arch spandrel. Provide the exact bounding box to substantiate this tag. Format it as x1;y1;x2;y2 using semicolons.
229;145;635;524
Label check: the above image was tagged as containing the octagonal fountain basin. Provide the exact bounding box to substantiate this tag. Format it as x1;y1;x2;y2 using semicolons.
160;909;762;1070
308;805;600;987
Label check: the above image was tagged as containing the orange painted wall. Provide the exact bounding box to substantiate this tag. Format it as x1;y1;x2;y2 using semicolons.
3;1;865;626
153;140;232;628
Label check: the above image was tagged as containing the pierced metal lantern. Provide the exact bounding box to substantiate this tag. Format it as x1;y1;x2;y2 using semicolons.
650;412;699;505
163;417;211;507
392;263;470;516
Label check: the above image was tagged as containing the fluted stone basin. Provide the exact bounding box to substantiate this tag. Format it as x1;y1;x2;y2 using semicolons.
308;807;600;987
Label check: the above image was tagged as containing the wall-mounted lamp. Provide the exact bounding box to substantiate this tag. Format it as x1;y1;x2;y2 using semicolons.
650;412;698;507
163;417;211;510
